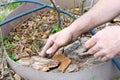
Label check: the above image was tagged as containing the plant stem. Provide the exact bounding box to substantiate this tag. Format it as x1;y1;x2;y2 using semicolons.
50;0;61;28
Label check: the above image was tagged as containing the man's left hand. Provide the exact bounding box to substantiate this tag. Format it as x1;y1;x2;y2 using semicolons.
85;26;120;61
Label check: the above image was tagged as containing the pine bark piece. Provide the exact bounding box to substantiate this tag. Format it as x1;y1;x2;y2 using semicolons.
58;57;71;72
31;56;60;72
78;52;92;57
66;64;79;73
52;54;71;72
41;66;50;72
31;62;44;70
17;57;31;66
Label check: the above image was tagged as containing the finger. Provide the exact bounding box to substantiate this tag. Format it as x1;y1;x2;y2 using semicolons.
88;44;101;54
40;37;54;57
101;56;110;62
85;36;97;49
102;53;116;61
94;51;105;58
46;43;60;55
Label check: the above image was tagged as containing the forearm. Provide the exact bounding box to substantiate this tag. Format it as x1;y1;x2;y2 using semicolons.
68;0;120;41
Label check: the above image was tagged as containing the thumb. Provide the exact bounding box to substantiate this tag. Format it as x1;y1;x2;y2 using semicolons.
46;43;60;55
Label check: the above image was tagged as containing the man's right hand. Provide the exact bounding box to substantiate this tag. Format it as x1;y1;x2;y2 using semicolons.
40;27;74;57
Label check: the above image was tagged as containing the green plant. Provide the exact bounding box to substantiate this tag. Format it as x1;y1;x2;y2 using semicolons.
0;33;2;44
92;75;97;80
4;40;16;49
5;3;22;10
6;35;12;41
16;61;20;64
0;3;23;22
4;36;16;49
9;53;17;61
13;35;20;41
116;77;120;80
51;26;61;34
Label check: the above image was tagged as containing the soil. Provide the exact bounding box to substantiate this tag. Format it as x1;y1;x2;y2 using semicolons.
3;7;120;74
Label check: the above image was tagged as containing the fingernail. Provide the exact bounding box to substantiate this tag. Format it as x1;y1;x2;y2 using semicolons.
88;50;92;54
102;58;107;62
94;54;97;58
46;49;51;54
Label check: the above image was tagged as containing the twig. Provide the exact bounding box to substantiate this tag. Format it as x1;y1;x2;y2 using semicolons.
80;0;86;15
90;0;95;8
50;0;62;28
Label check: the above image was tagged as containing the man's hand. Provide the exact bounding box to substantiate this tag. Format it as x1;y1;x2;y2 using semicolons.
40;28;74;57
85;26;120;61
40;0;120;58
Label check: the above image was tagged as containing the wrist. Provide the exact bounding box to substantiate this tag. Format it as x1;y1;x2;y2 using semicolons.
66;25;80;42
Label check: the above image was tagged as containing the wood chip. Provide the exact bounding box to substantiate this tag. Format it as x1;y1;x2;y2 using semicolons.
31;56;60;72
41;67;50;72
78;52;92;57
14;74;21;80
18;52;29;59
20;57;31;60
0;63;3;70
52;54;71;72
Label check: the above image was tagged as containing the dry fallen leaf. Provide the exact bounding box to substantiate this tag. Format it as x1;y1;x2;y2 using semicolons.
25;48;32;54
41;34;48;39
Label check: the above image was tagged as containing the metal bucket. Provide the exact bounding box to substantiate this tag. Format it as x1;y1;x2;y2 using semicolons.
1;0;120;80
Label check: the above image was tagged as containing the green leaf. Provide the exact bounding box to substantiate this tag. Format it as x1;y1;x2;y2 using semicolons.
16;61;20;64
4;36;16;49
51;26;61;34
9;43;16;49
13;35;20;41
116;78;120;80
0;3;23;22
9;54;17;61
92;75;96;80
6;36;12;41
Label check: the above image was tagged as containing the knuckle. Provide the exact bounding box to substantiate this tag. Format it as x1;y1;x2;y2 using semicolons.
97;44;104;49
54;42;59;46
49;36;53;40
94;54;98;58
94;53;100;58
89;48;94;52
54;42;62;47
106;54;114;59
101;50;107;55
88;48;95;54
92;36;98;41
